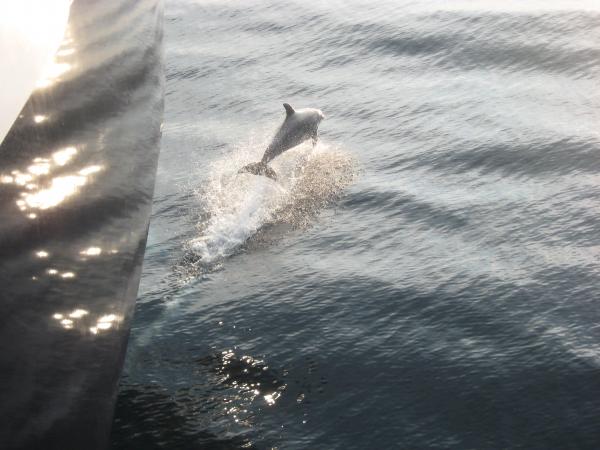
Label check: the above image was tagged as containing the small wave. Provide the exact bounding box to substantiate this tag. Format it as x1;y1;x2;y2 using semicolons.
392;136;600;178
186;139;357;270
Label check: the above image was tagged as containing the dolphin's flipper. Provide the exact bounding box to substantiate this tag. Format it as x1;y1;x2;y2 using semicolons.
238;161;278;181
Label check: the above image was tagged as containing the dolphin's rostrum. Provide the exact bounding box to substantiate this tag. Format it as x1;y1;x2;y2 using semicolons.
239;103;325;180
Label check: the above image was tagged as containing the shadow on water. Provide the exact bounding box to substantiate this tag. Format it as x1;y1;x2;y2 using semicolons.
111;384;257;450
111;347;289;449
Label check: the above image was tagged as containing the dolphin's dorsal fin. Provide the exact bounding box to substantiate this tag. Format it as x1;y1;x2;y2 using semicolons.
283;103;295;117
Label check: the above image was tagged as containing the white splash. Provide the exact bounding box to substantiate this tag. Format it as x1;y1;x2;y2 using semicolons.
188;139;356;264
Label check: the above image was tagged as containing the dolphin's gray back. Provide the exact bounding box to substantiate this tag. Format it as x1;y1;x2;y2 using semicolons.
261;108;321;163
262;118;309;162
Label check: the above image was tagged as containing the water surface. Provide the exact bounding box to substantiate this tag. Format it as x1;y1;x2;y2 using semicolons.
112;1;600;448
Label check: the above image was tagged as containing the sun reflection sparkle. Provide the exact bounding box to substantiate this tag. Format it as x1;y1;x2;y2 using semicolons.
20;165;103;210
28;162;50;175
51;310;120;333
52;146;77;166
23;175;87;209
80;247;102;256
0;147;104;215
35;62;73;89
69;309;88;319
78;165;103;176
12;172;33;186
98;314;116;323
263;393;281;406
213;349;287;424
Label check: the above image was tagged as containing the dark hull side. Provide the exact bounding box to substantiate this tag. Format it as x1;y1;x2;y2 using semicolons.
0;1;163;449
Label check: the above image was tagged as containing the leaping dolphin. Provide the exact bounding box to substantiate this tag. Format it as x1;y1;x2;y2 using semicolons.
238;103;325;180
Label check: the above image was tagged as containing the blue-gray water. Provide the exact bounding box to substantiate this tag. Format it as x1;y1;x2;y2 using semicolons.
112;1;600;448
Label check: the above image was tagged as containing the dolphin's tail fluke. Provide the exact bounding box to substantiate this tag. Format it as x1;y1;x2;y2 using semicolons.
238;161;278;181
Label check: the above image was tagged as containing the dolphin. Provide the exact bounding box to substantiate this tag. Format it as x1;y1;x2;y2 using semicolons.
238;103;325;180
